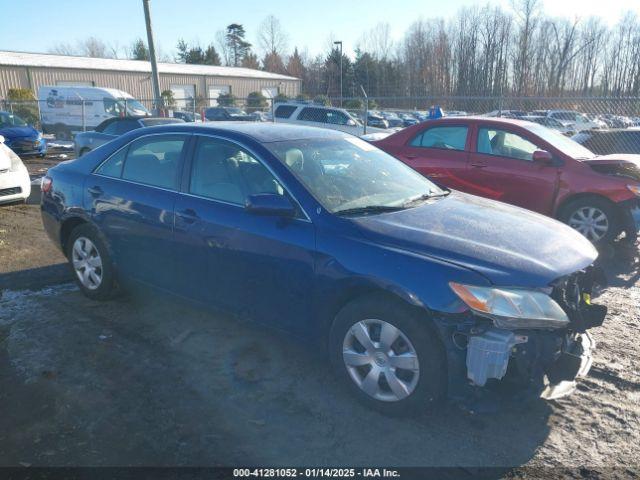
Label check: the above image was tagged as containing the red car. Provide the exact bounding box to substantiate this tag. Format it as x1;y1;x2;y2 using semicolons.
373;117;640;244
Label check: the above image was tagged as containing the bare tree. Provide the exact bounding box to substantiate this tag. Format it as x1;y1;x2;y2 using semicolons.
258;15;288;56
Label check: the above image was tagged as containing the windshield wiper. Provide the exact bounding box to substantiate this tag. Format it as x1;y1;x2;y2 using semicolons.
334;205;407;216
401;190;450;207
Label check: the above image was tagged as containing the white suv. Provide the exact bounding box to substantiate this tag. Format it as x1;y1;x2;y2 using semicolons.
539;110;606;132
273;103;386;136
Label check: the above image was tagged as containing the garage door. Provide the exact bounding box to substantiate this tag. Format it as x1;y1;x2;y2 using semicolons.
208;85;231;106
170;84;195;109
261;87;278;99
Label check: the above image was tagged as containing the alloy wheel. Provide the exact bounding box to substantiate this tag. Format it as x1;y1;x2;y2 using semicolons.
342;319;420;402
568;207;609;242
72;236;103;290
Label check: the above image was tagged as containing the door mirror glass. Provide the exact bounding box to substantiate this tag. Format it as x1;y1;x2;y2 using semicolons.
532;150;553;164
245;193;296;217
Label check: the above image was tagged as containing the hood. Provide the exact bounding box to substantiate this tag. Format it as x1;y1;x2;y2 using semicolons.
581;154;640;182
0;125;39;139
352;191;597;287
581;154;640;166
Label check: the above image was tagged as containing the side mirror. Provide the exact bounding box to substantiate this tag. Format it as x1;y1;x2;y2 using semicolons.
245;193;296;217
532;150;553;164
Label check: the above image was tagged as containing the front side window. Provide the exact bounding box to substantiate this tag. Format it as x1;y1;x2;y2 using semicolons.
121;135;186;189
267;137;444;214
189;137;284;205
477;128;539;161
410;126;468;151
326;110;350;125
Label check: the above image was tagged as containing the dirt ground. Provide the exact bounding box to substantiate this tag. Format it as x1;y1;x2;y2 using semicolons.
0;185;639;473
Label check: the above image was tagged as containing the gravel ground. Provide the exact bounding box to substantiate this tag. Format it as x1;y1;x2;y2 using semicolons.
0;201;638;473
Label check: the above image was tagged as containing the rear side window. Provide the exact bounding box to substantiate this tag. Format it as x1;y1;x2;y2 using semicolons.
275;105;297;119
410;126;468;151
298;107;327;123
95;147;126;178
121;135;186;189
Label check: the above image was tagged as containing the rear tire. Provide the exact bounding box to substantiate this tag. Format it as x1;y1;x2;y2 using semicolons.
66;223;118;301
329;294;446;416
559;197;620;244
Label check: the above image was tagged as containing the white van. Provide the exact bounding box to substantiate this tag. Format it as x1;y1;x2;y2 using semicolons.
38;86;150;139
273;102;387;136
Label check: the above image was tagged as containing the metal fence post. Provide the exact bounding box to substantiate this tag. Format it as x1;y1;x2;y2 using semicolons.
81;99;86;132
124;98;128;116
271;99;275;123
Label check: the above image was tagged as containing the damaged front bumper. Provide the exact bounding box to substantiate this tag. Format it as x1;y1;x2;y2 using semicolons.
442;267;607;402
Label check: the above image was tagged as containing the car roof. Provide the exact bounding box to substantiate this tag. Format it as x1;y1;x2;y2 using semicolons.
137;122;351;143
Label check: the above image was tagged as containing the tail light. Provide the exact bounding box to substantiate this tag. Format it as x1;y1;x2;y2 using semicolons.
41;176;53;193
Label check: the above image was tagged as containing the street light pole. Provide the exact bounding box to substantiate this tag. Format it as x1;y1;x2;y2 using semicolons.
143;0;163;115
334;41;343;107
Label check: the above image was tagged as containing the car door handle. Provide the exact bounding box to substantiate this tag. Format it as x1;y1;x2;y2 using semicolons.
176;208;198;224
470;163;488;168
87;186;103;196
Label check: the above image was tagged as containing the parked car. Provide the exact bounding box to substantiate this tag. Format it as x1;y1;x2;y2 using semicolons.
73;116;185;157
598;114;634;129
572;129;640;155
172;110;199;122
273;102;386;136
373;117;640;243
521;115;575;136
203;107;254;122
485;110;528;119
544;110;606;132
399;113;419;127
0;111;47;157
380;111;404;128
41;122;606;413
0;135;31;204
250;111;271;122
38;86;150;140
365;112;389;129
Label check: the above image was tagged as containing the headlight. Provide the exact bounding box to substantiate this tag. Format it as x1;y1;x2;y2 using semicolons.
627;184;640;197
449;282;569;329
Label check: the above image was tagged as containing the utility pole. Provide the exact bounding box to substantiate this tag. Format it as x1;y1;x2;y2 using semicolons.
334;41;343;107
143;0;163;115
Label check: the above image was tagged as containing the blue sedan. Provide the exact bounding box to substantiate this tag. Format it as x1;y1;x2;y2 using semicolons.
41;123;607;414
0;111;47;157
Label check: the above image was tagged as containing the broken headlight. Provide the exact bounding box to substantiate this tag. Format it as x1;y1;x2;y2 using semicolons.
449;282;570;329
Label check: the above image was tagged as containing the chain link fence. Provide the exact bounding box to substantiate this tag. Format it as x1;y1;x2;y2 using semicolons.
2;94;640;155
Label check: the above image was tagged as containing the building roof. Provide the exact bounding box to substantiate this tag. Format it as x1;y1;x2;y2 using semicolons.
0;50;298;82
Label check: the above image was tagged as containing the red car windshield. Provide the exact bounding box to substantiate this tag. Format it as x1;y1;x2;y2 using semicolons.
524;123;596;159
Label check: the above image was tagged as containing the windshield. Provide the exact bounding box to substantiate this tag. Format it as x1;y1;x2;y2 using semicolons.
122;98;150;115
525;123;595;159
227;108;247;116
266;136;444;214
0;112;28;127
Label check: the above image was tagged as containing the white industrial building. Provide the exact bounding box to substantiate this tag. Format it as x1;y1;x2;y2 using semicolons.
0;50;300;107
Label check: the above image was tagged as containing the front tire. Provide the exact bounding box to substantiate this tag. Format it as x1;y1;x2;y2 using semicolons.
559;197;620;244
329;294;446;416
66;224;118;300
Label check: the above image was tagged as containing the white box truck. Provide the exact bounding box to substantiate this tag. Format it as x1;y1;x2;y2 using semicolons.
38;86;150;139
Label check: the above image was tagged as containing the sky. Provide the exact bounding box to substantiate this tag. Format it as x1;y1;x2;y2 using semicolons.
0;0;638;60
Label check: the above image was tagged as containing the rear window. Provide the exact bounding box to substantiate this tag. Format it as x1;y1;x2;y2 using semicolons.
298;107;326;123
410;126;468;151
140;118;185;127
275;105;297;119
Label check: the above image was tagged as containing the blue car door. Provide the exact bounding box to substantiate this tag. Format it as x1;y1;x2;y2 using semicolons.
173;135;316;333
85;133;190;289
